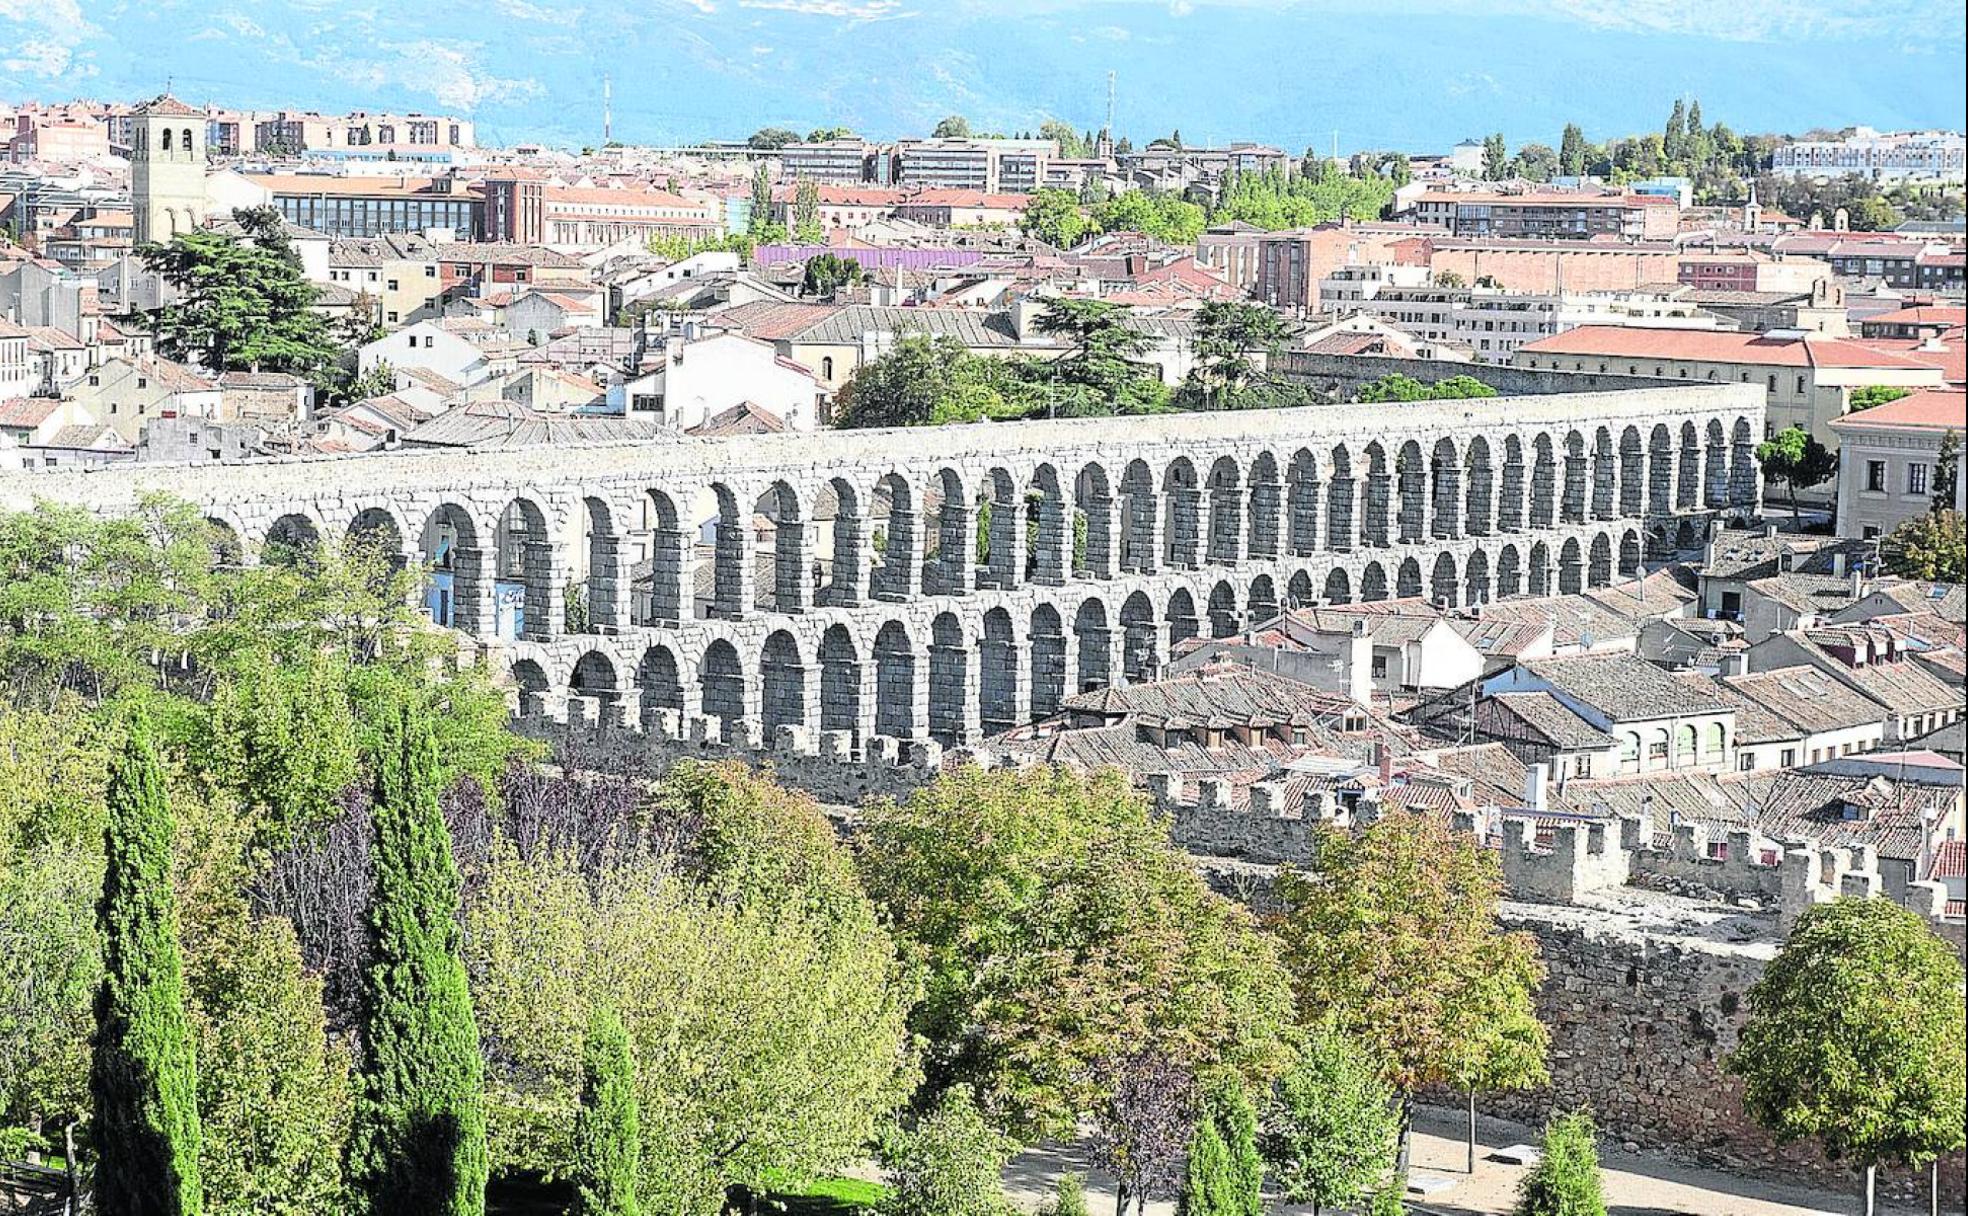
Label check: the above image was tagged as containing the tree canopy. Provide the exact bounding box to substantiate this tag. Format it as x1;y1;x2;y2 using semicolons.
1882;510;1966;583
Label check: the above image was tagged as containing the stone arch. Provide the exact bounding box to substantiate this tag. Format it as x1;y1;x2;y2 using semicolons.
1647;424;1674;515
1026;463;1070;586
1704;419;1729;509
1729;418;1759;508
1588;533;1613;588
1208;580;1239;638
871;472;918;601
1561;429;1588;524
1619;529;1642;577
760;629;808;732
1074;598;1111;691
1120;591;1158;682
1247;574;1278;625
1166;587;1200;650
925;467;971;595
753;481;807;615
1464;437;1495;537
496;496;555;640
1073;462;1115;579
1464;548;1491;606
979;609;1020;735
1430;437;1461;539
1325;445;1355;552
1498;435;1527;533
1322;567;1351;605
819;625;862;734
1360;441;1392;547
814;477;866;608
1496;543;1523;598
511;659;549;718
347;506;407;573
1430;551;1459;607
570;650;621;715
1288;569;1316;608
1247;452;1283;561
1029;604;1067;721
1205;454;1243;565
1162;457;1202;569
980;467;1022;590
700;638;747;724
1618;426;1645;518
1118;459;1158;574
1529;540;1553;597
1360;561;1389;603
1590;427;1616;521
1395;556;1424;600
638;489;686;626
576;496;622;631
1529;434;1557;528
1286;448;1321;556
874;620;918;736
636;645;683;727
1393;440;1427;544
928;612;969;743
419;503;483;632
265;512;322;568
1676;420;1701;510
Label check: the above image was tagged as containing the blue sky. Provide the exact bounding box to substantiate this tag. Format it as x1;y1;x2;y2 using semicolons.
4;1;1963;153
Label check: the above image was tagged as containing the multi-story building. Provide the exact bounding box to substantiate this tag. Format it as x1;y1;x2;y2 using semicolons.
252;110;474;157
324;233;444;327
1409;191;1680;241
767;184;906;232
780;139;889;184
893;138;1057;194
1828;389;1967;540
1514;326;1950;447
1676;252;1831;294
1254;224;1427;313
1196;222;1265;296
247;173;480;239
1771;129;1966;183
1426;238;1684;295
479;176;721;250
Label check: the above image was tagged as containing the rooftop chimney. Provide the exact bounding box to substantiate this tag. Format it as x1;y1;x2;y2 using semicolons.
1375;739;1394;788
1717;651;1748;677
1524;762;1548;813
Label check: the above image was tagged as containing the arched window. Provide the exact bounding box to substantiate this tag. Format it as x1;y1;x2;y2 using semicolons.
821;356;834;380
161;128;173;152
1705;721;1727;757
1619;732;1641;774
1675;724;1697;766
182;128;194;153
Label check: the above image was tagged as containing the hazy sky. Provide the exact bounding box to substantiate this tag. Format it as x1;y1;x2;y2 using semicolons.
5;1;1964;152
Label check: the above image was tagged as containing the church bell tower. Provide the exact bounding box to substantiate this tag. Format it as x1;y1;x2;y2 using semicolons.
131;94;208;245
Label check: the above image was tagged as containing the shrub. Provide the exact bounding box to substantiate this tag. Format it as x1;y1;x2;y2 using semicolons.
880;1086;1015;1216
1513;1110;1605;1216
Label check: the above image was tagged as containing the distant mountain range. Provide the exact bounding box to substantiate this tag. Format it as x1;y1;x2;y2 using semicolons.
6;1;1964;154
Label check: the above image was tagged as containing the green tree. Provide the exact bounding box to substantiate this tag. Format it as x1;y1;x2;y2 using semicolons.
793;177;823;243
1513;1111;1605;1216
89;711;204;1216
1186;300;1291;410
1020;188;1090;248
1265;1023;1399;1216
832;335;1041;429
1849;194;1904;232
1559;124;1588;177
1931;430;1959;513
1883;509;1966;587
857;766;1295;1142
805;126;854;142
1094;191;1207;243
1175;1081;1260;1216
748;162;775;236
1038;120;1090;159
1755;425;1837;520
880;1086;1014;1216
139;209;344;385
1271;814;1547;1183
1033;297;1169;413
1043;1172;1090;1216
1482;133;1509;180
801;252;865;299
1728;898;1965;1214
1176;1106;1232;1216
1512;143;1559;182
1664;99;1689;163
746;127;800;150
932;115;973;139
572;1007;640;1216
345;702;487;1216
1847;385;1911;411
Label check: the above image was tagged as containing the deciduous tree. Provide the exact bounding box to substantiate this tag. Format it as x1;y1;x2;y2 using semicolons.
1755;425;1837;520
1264;1023;1398;1216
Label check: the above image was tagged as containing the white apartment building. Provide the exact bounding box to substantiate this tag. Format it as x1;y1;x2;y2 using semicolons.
1318;264;1722;361
1771;129;1965;183
1828;389;1967;541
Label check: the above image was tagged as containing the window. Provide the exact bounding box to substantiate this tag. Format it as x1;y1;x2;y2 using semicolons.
1739;753;1757;771
1370;654;1389;680
1780;747;1797;766
1908;463;1929;495
1863;524;1881;540
1619;733;1641;772
1675;724;1697;765
1795;375;1806;394
1866;460;1886;492
1705;722;1726;757
1648;731;1669;764
1766;374;1777;392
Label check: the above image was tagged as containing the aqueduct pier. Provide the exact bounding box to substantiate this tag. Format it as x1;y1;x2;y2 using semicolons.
2;383;1764;745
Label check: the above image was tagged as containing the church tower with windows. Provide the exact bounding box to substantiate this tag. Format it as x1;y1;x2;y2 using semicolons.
131;94;208;245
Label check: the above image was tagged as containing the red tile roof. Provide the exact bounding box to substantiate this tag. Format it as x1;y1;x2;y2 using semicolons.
1829;388;1968;433
1520;325;1947;371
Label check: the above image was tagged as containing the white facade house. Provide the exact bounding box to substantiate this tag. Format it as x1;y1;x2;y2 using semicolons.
1829;389;1967;542
606;332;822;432
359;320;496;387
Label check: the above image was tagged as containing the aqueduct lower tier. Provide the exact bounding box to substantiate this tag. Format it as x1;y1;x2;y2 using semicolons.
4;384;1765;744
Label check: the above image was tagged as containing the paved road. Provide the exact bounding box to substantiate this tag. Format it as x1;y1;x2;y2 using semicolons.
1003;1103;1928;1216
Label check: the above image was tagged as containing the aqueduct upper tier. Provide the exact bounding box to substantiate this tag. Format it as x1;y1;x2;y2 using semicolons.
2;383;1765;744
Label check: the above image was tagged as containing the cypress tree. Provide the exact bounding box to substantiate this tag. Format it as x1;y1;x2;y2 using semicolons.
1218;1082;1263;1216
572;1006;641;1216
346;701;487;1216
1177;1106;1234;1216
1178;1082;1263;1216
90;710;204;1216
